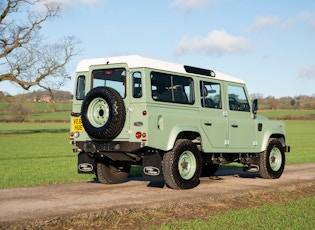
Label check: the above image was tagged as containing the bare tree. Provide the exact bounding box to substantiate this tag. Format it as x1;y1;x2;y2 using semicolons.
0;0;80;93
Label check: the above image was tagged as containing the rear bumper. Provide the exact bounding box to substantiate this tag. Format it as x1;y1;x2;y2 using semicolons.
72;140;144;154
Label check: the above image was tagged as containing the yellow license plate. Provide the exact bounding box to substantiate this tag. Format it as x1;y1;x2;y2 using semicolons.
72;118;85;131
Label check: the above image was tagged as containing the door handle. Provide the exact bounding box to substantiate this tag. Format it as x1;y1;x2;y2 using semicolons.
204;122;212;126
231;124;238;128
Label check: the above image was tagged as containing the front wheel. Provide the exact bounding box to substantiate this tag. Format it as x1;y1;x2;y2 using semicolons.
96;159;131;184
162;139;201;189
259;139;285;179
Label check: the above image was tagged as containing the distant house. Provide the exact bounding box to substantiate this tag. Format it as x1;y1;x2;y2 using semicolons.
39;95;51;103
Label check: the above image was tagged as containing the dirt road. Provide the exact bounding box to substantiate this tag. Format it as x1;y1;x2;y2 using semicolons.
0;163;314;227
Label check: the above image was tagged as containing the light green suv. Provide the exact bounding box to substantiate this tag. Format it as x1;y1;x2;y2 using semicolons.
70;55;290;189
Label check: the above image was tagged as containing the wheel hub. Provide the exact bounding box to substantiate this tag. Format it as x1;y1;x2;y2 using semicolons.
87;97;110;128
181;160;188;170
269;147;282;171
178;151;196;180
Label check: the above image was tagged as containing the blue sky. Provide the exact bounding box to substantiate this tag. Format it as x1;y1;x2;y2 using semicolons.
1;0;315;98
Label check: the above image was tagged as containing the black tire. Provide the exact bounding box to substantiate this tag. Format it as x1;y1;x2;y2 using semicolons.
96;159;131;184
201;163;220;177
162;139;201;189
259;139;285;179
81;86;126;140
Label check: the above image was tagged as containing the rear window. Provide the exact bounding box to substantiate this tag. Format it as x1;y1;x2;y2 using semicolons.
76;75;85;100
92;68;126;98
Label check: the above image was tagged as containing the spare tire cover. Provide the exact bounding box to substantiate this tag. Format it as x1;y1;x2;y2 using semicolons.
81;86;126;140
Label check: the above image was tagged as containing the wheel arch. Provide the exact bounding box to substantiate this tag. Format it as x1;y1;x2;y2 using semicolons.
261;133;286;152
165;125;201;151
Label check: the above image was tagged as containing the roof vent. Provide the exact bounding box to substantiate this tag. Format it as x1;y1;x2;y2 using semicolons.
184;65;216;77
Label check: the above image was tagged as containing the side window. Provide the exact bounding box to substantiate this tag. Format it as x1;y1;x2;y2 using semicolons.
228;85;250;111
200;81;221;109
133;72;142;98
92;68;126;98
76;75;85;100
151;72;194;104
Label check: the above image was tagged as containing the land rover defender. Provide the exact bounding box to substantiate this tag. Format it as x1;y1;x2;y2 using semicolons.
70;55;290;189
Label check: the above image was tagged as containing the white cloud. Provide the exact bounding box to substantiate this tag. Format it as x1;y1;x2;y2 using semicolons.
170;0;220;13
298;64;315;79
246;16;278;33
282;12;315;33
175;30;251;56
310;20;315;32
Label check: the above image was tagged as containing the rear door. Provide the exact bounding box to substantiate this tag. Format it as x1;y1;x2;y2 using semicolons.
199;80;228;150
91;64;131;139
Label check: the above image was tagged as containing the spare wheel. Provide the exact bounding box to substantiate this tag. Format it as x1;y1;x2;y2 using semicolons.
81;86;126;140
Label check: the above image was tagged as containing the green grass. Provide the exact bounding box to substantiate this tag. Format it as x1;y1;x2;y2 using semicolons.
0;120;314;189
29;111;71;120
259;109;315;119
285;120;315;164
0;123;94;188
156;196;315;230
0;102;72;121
0;120;314;229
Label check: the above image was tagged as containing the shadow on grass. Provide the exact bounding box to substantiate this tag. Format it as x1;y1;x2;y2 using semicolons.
0;129;68;135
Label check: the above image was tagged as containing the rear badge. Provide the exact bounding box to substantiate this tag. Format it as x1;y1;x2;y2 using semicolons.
143;166;160;176
78;163;94;172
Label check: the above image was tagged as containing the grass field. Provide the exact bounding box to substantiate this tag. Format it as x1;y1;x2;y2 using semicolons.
0;102;72;121
0;114;314;229
155;195;315;230
0;123;94;188
259;109;315;119
0;120;314;189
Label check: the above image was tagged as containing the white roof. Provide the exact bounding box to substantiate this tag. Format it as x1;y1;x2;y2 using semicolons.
76;55;245;84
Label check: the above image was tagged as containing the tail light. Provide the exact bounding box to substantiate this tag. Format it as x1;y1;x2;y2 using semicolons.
135;132;147;139
70;132;80;139
135;132;142;139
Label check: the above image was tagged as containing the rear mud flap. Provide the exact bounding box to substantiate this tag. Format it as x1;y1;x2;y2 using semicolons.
78;152;95;174
142;152;162;178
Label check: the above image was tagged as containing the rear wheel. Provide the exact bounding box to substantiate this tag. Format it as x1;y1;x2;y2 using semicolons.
259;139;285;179
96;159;131;184
162;139;201;189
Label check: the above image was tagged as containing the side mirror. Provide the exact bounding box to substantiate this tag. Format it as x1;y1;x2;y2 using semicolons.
252;99;258;118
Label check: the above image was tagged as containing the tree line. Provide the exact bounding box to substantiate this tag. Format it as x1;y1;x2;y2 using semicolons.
250;94;315;110
1;90;314;110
